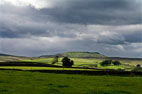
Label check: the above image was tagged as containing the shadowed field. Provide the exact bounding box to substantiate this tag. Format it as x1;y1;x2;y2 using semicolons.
0;70;142;94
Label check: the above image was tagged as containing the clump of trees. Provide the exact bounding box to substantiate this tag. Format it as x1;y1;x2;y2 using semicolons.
112;60;121;65
101;60;112;66
100;60;121;66
62;57;74;67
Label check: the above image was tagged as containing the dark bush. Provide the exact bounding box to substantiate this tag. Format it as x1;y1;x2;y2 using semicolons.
136;64;141;68
112;60;121;65
62;57;74;67
70;60;74;66
100;60;112;66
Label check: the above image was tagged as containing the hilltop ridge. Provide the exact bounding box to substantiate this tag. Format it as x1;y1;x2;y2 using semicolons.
40;51;106;58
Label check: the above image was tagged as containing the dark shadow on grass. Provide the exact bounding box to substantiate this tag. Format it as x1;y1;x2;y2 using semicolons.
48;83;53;86
88;90;132;94
0;81;7;83
0;89;8;92
57;85;69;88
36;78;45;81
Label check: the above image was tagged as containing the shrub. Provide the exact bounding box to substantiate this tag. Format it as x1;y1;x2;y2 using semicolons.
112;60;121;65
136;64;141;68
100;60;112;66
62;57;74;67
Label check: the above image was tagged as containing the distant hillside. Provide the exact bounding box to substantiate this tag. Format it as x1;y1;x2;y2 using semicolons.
40;52;106;58
0;53;33;62
0;53;12;56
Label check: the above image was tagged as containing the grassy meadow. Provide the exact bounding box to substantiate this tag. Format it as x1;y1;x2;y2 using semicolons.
0;70;142;94
20;57;142;71
0;66;96;71
0;56;142;94
0;56;142;71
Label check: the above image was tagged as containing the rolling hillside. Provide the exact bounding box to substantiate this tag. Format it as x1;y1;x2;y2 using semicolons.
0;53;31;62
40;51;106;58
0;53;12;56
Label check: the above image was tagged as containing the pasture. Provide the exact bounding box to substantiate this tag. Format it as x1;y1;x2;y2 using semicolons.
0;70;142;94
0;66;95;71
0;56;142;94
0;56;142;71
20;57;142;71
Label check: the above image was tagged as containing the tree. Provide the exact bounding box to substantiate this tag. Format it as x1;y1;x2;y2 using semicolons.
62;57;74;67
136;64;141;68
52;56;59;64
70;60;74;66
112;60;121;65
100;60;112;66
132;64;142;72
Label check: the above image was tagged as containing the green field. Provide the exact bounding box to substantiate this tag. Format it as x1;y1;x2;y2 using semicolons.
0;66;96;71
0;56;31;62
0;70;142;94
55;52;106;58
0;56;142;94
20;57;142;71
0;56;142;71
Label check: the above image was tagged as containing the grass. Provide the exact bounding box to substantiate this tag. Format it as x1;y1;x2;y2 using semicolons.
21;57;142;70
0;66;96;71
1;56;142;71
0;56;29;62
21;57;104;67
98;65;125;69
121;60;142;66
57;52;106;58
0;70;142;94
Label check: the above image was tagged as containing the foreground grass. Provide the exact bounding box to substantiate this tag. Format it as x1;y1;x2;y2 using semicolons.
0;70;142;94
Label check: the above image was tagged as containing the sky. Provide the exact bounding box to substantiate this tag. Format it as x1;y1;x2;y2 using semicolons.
0;0;142;58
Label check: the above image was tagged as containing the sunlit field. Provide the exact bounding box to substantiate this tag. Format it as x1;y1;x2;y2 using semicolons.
0;56;142;71
20;57;142;71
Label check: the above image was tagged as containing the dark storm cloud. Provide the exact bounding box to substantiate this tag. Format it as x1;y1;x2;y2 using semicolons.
1;0;138;25
40;0;141;25
124;31;142;43
0;0;141;38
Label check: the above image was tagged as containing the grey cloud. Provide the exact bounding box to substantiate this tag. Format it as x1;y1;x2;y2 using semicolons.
0;37;141;58
1;0;141;25
40;0;141;25
97;30;142;45
0;0;142;58
0;0;141;39
124;31;142;43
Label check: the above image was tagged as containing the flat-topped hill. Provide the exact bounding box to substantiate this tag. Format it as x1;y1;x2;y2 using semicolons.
40;51;106;58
